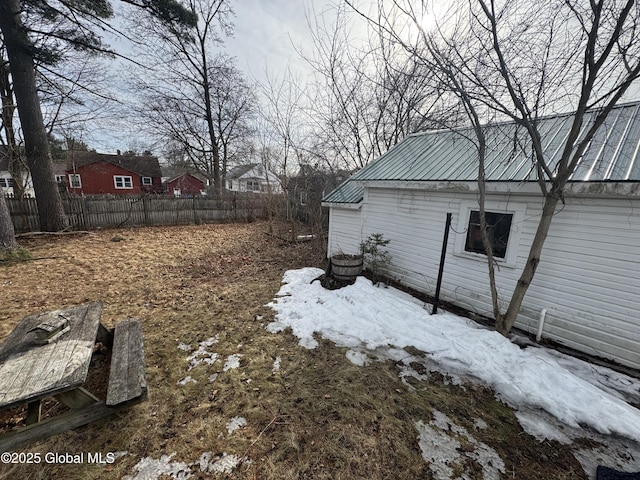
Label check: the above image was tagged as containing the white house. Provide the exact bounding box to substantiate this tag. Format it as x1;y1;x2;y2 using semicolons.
0;153;34;197
323;102;640;371
226;163;282;194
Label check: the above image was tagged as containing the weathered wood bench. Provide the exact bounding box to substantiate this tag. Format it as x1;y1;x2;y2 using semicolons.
107;318;148;406
0;314;148;452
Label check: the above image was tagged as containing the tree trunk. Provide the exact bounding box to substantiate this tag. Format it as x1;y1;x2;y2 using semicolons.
496;193;560;335
0;0;68;231
0;58;27;200
0;193;18;250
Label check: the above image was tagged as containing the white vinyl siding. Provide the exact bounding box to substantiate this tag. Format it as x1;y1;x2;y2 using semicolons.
327;207;363;257
329;185;640;370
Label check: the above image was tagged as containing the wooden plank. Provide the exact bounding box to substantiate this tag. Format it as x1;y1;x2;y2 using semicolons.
106;319;147;406
0;302;103;410
55;387;99;409
0;398;146;453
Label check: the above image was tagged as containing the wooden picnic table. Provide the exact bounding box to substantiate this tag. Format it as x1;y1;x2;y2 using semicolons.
0;302;147;452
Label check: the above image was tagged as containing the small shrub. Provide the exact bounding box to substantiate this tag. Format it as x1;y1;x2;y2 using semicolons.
360;233;392;284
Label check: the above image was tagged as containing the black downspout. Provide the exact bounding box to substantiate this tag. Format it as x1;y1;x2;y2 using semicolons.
432;212;452;314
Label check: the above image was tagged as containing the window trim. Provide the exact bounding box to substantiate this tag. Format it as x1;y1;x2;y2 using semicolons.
68;174;82;189
246;180;260;191
141;176;152;186
454;201;525;268
114;175;133;189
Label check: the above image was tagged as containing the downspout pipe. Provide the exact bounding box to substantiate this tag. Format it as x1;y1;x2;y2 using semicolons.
536;308;547;342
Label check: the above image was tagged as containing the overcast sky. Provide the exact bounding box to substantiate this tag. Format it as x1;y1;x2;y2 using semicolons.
225;0;318;82
87;1;345;153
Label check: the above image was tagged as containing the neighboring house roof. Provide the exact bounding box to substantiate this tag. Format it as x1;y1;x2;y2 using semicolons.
67;152;162;177
166;173;205;184
227;163;274;180
324;101;640;205
51;162;67;177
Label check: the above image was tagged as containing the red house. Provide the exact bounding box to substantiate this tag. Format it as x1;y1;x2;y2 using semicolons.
166;173;206;197
65;152;163;195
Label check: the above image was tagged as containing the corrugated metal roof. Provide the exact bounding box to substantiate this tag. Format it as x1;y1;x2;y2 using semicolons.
323;102;640;204
321;179;364;204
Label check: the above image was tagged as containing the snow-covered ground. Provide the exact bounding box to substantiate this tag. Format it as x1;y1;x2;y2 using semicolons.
266;268;640;477
122;267;640;479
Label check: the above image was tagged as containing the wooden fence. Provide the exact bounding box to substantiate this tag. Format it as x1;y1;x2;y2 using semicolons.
6;194;282;233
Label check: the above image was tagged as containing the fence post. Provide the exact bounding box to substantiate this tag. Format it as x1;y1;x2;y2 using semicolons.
143;196;150;226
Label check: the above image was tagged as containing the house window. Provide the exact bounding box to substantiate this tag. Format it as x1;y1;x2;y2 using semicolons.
300;191;308;206
114;175;133;189
246;180;260;191
68;174;81;188
228;180;233;189
141;176;152;186
0;178;7;188
55;175;65;183
464;210;513;259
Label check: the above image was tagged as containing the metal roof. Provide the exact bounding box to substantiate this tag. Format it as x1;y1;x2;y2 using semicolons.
323;102;640;204
321;179;365;204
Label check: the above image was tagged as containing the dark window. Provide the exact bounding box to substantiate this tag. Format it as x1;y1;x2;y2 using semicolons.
465;211;513;259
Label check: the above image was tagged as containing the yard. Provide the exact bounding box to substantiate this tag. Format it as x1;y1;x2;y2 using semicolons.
0;222;637;479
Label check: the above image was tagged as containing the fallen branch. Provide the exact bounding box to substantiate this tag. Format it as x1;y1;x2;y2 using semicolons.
0;256;66;264
16;231;91;238
240;414;280;467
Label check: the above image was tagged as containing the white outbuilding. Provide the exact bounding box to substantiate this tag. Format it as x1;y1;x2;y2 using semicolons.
323;102;640;371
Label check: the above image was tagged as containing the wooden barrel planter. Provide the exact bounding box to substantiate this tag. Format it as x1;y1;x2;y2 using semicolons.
330;254;363;281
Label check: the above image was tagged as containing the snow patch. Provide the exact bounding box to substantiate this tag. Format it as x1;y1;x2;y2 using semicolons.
267;267;640;442
177;376;197;386
223;354;243;371
185;336;219;370
122;453;192;480
208;453;242;474
272;356;281;374
416;410;505;480
226;416;247;435
345;349;370;366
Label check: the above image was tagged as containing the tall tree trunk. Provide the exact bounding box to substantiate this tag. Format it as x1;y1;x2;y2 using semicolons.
0;193;18;250
496;192;560;335
0;54;27;199
0;0;67;231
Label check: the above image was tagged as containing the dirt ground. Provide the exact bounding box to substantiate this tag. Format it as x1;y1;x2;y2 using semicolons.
0;221;608;479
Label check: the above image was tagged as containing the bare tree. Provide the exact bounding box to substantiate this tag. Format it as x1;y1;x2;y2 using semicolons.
349;0;640;335
0;43;28;199
127;0;256;196
0;0;195;230
301;2;447;171
255;67;308;236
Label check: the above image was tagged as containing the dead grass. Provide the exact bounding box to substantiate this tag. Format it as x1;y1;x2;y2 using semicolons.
0;221;587;479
